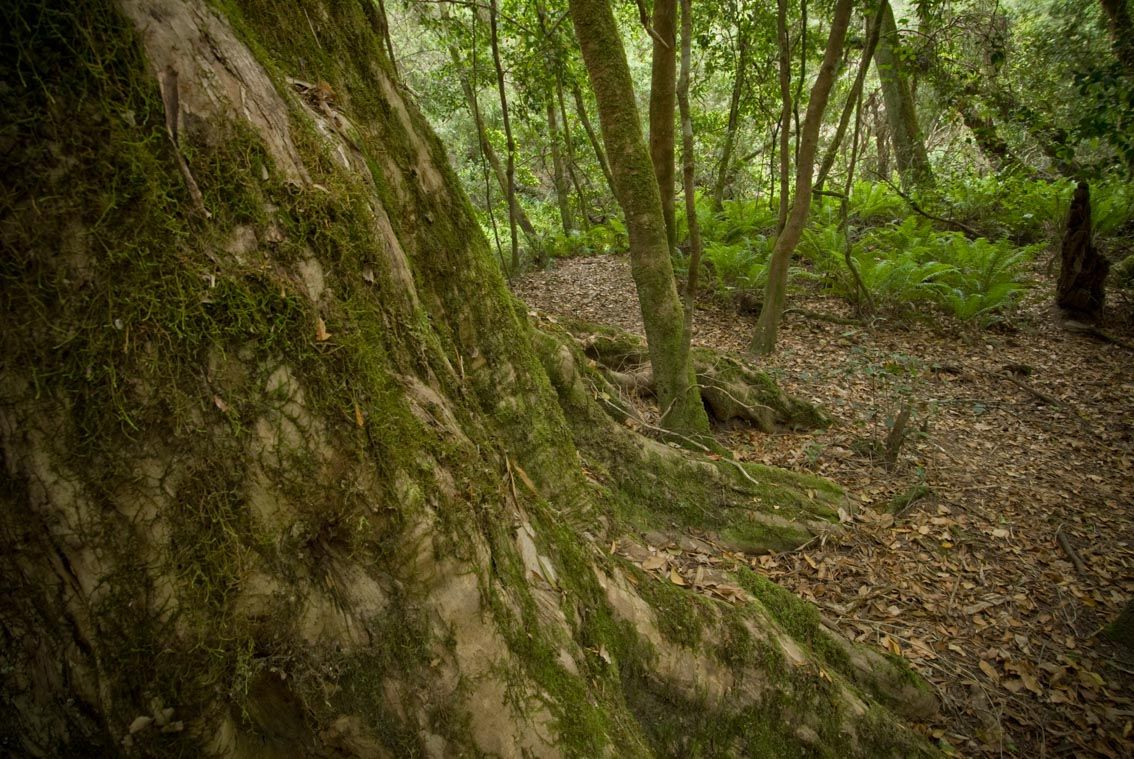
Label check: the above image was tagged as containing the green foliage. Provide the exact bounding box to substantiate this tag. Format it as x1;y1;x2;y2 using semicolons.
803;217;1038;324
544;218;628;258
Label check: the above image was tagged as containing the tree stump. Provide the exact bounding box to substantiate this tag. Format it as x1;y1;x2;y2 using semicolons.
1057;182;1110;318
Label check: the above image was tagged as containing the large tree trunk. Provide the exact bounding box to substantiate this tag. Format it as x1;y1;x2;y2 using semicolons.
0;1;938;755
752;0;855;355
649;0;679;253
568;0;708;436
874;0;933;188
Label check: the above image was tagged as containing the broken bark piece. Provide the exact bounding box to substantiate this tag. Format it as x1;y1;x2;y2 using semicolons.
1056;182;1109;319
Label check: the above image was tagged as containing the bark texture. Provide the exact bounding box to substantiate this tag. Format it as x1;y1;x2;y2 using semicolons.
816;5;884;192
0;1;937;756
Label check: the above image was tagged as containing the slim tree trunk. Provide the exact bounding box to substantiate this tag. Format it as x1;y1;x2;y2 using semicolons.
649;0;679;254
815;4;884;192
547;96;575;234
569;0;709;436
711;19;751;211
572;81;618;204
489;0;520;273
874;0;933;188
752;0;854;355
556;78;591;230
679;0;702;351
793;0;808;166
775;0;793;234
870;93;891;178
446;43;538;244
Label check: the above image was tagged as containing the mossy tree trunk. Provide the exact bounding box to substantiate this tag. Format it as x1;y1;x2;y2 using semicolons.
1;1;938;756
752;0;855;356
568;0;709;436
874;0;934;189
649;0;679;254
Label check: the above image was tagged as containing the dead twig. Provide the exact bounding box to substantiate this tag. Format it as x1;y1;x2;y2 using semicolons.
1055;525;1088;576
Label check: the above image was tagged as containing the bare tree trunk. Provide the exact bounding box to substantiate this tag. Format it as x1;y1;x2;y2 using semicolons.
547;96;575;234
649;0;679;253
752;0;854;355
711;18;751;211
874;0;933;188
775;0;793;235
571;81;618;206
815;4;883;192
679;0;702;352
556;78;591;230
489;0;519;273
446;44;538;244
569;0;709;436
871;93;892;178
793;0;808;166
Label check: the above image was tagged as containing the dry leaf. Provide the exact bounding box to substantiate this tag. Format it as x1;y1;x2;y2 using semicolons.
641;555;667;571
315;317;331;342
669;569;687;586
213;395;229;413
979;660;1000;682
354;401;365;428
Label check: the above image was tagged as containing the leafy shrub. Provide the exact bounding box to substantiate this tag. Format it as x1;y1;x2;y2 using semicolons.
802;216;1037;323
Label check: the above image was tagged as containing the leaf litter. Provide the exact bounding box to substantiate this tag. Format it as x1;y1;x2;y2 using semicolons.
515;254;1134;757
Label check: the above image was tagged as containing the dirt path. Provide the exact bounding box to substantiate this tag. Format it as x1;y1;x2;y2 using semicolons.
514;254;1134;757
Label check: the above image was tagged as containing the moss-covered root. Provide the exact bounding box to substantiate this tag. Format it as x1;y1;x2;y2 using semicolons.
597;566;940;758
552;318;829;431
534;325;847;553
735;567;940;724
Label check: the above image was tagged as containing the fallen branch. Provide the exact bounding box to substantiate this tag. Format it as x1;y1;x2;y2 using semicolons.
1055;526;1088;576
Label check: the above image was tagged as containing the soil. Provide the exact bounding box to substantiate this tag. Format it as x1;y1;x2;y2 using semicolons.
514;254;1134;757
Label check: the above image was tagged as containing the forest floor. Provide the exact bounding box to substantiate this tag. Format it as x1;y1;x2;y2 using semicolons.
514;254;1134;757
